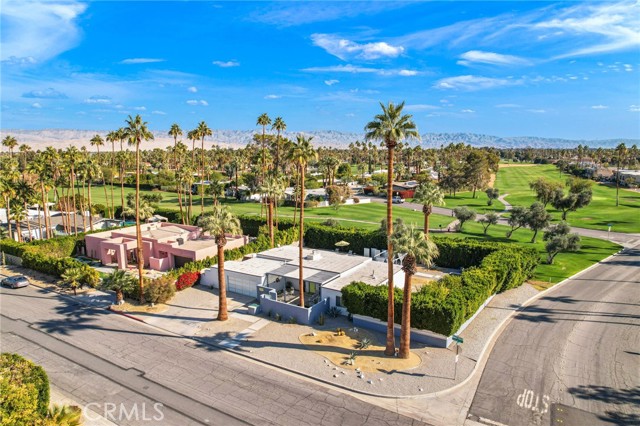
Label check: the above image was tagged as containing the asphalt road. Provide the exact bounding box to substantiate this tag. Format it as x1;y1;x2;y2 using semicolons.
0;284;427;426
467;247;640;426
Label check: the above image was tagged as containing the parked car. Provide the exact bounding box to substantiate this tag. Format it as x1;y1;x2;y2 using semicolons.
392;196;405;204
1;275;30;289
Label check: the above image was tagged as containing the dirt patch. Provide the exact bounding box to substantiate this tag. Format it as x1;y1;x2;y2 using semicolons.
487;173;496;188
528;280;554;292
299;329;421;373
109;300;168;314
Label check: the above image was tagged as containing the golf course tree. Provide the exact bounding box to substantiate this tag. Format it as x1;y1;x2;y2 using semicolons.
506;205;529;238
529;177;563;207
365;101;420;357
485;188;500;206
257;113;272;182
478;212;499;235
286;134;317;307
413;181;445;239
261;175;286;248
271;116;287;174
168;123;183;170
2;135;18;157
124;114;154;304
543;221;581;264
453;206;476;231
197;205;243;321
391;224;439;359
526;202;551;243
195;121;212;213
102;269;136;305
551;178;593;220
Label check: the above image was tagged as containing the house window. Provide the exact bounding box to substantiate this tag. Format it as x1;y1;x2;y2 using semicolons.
335;296;342;307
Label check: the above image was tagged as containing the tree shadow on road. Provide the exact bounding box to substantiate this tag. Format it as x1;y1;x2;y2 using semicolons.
567;385;640;426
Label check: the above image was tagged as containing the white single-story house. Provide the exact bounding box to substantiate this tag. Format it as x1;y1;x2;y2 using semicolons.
200;245;404;311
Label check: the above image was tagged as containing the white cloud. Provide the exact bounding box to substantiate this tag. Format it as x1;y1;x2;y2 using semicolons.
527;109;547;114
495;103;521;108
133;106;146;111
624;64;633;72
628;105;640;112
186;99;208;106
187;86;198;93
22;87;67;99
458;50;530;66
591;105;609;109
119;58;165;64
461;109;475;113
398;69;419;76
311;34;404;60
152;110;166;115
31;102;42;108
264;94;281;100
84;95;112;104
302;64;416;76
434;75;520;91
212;60;240;67
324;79;339;86
405;104;440;111
0;0;87;63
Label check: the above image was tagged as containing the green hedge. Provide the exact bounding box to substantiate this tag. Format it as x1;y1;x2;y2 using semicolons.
0;353;50;419
341;238;539;336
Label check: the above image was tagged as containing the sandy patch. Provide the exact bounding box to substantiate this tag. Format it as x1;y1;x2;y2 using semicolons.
487;173;496;188
299;329;421;373
109;300;168;314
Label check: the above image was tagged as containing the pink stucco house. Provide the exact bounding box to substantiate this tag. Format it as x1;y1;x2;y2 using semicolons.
84;222;249;272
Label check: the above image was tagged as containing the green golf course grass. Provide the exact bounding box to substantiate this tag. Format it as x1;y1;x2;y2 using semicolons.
495;164;640;233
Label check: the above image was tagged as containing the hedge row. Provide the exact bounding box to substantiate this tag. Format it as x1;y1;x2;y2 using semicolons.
341;239;539;336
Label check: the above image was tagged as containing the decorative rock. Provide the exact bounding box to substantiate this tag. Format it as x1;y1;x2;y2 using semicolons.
419;388;423;392
355;368;360;372
367;380;373;384
379;378;383;381
333;374;338;378
324;360;328;363
341;371;346;375
333;367;338;370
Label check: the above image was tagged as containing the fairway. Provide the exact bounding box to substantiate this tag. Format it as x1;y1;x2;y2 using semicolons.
440;220;621;284
495;164;640;233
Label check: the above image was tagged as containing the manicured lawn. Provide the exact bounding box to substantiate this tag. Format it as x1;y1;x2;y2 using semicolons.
441;192;505;213
440;220;621;283
495;165;640;233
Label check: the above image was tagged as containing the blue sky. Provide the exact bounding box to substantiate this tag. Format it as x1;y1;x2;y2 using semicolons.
1;0;639;140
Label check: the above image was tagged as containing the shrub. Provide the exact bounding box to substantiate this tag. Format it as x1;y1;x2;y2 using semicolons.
0;353;50;420
321;219;340;228
144;276;176;304
353;197;360;204
175;271;200;291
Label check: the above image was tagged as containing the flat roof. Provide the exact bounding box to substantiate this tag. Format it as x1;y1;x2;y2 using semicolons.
323;262;402;291
268;264;339;284
257;245;371;274
179;238;216;251
208;257;284;277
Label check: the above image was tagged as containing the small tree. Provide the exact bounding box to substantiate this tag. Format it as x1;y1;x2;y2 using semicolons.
551;191;592;220
485;188;499;206
543;221;581;264
102;269;136;305
506;206;528;238
61;267;84;296
527;202;551;243
453;206;476;231
529;178;563;207
478;212;499;235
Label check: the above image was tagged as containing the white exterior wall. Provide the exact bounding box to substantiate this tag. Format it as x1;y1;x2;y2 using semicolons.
200;267;264;298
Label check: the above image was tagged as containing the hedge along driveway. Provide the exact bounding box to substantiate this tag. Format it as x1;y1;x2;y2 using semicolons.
440;220;621;284
495;164;640;233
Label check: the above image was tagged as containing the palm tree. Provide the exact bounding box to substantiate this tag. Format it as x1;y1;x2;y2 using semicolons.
10;202;26;242
84;158;102;231
101;269;136;305
106;130;119;218
413;182;445;239
365;101;420;356
615;143;628;207
260;176;285;247
257;113;272;182
197;205;242;321
15;178;36;241
117;127;127;219
391;225;439;359
46;404;83;426
63;147;82;236
168;123;182;170
26;155;52;239
123;114;154;303
18;144;31;176
61;267;84;296
195;121;212;213
207;180;225;206
2;135;18;157
90;134;109;220
286;135;317;307
0;158;19;240
271;117;286;173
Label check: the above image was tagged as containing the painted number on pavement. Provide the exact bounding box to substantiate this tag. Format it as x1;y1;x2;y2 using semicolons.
516;389;550;414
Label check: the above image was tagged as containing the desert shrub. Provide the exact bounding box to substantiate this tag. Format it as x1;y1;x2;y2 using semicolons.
144;276;176;304
353;197;360;204
321;219;340;227
175;271;200;291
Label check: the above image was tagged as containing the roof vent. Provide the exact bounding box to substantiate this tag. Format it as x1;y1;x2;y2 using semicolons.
177;237;184;245
306;250;322;261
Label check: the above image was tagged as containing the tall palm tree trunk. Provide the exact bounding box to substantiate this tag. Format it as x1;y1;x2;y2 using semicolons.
217;242;228;321
200;138;205;213
40;184;49;239
135;143;145;304
120;140;125;219
110;141;115;219
298;165;306;308
385;141;396;356
71;168;77;236
24;202;32;241
177;182;185;224
268;197;274;247
399;256;415;359
80;179;87;231
88;181;94;232
36;203;43;240
98;146;109;220
424;205;431;239
5;197;12;240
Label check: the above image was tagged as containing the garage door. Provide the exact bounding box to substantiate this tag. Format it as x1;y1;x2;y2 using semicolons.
226;276;257;298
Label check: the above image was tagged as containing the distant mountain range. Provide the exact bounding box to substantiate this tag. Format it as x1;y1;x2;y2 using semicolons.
1;129;637;150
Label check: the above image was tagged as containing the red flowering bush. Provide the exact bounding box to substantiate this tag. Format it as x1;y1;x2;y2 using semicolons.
175;271;200;291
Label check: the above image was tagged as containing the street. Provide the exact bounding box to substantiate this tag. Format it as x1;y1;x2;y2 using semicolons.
0;284;427;426
467;247;640;426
